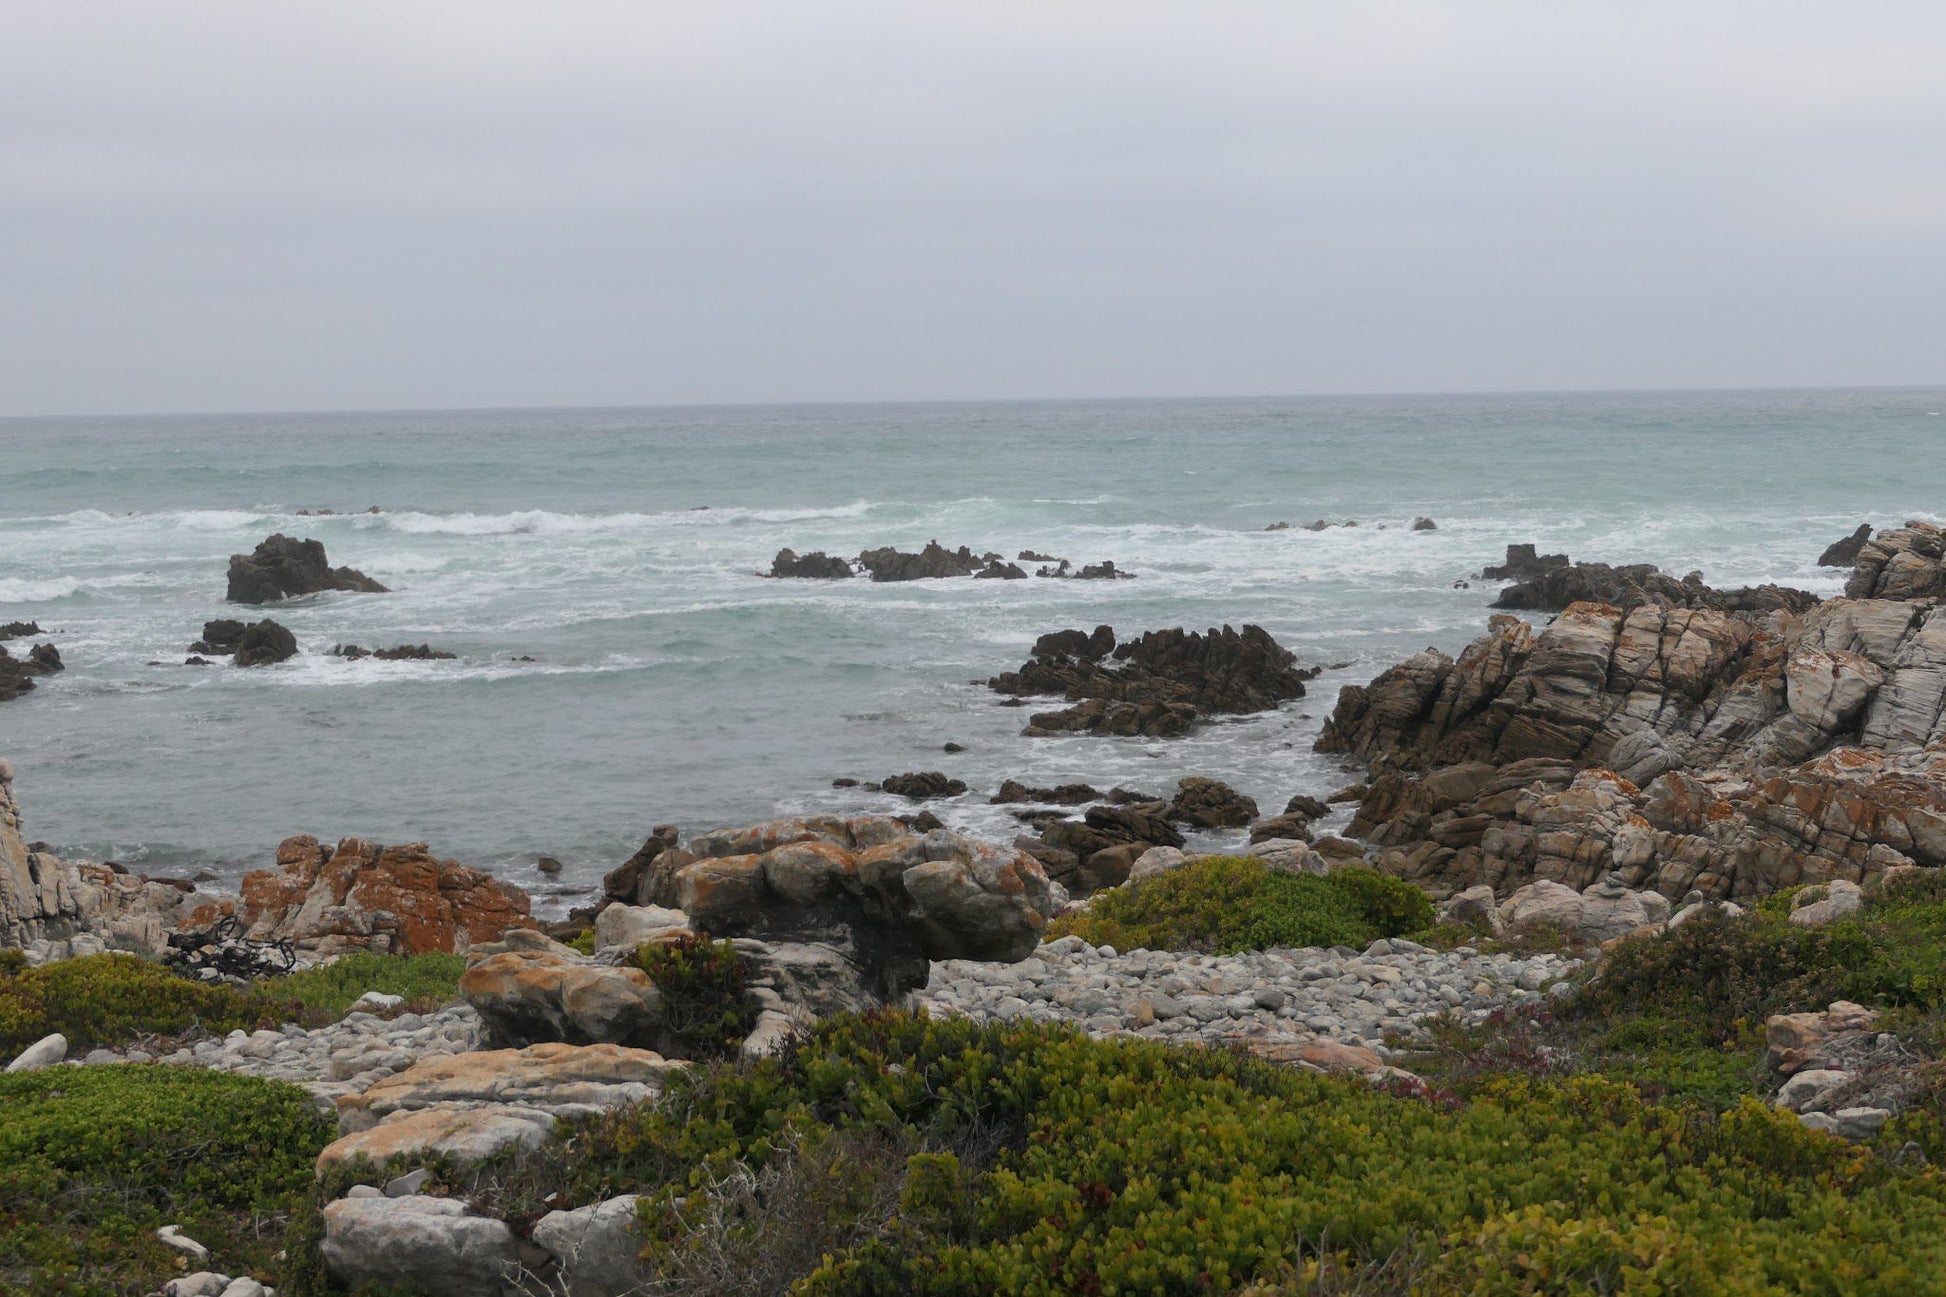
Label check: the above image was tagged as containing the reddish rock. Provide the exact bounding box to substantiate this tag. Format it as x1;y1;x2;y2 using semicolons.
241;835;535;955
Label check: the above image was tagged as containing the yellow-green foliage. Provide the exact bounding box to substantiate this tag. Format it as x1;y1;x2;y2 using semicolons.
433;1011;1946;1295
632;934;755;1059
0;1066;330;1296
1048;857;1433;953
0;953;268;1054
0;952;467;1055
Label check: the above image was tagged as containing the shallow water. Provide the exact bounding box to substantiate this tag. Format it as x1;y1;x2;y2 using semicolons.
3;389;1942;912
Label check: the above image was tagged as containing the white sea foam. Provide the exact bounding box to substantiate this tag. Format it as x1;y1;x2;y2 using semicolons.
0;576;82;601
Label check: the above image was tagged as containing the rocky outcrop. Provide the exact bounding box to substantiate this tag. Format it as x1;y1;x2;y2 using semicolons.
331;644;457;661
320;1195;518;1297
1480;544;1569;581
1818;524;1874;568
767;548;854;578
878;771;967;800
227;534;388;603
992;623;1314;738
991;780;1102;805
976;559;1028;579
624;815;1052;999
1319;596;1946;904
857;541;986;581
1491;562;1817;615
1845;520;1946;601
1018;802;1188;896
188;617;297;666
1035;559;1132;579
0;641;61;703
240;835;535;956
0;621;43;640
1164;777;1259;828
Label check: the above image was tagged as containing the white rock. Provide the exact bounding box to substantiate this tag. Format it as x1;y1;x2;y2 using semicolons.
156;1225;210;1260
593;903;690;951
352;991;406;1012
6;1032;67;1073
320;1195;518;1297
1790;880;1865;927
163;1274;230;1297
219;1279;268;1297
532;1194;646;1296
1128;847;1186;883
1775;1068;1850;1114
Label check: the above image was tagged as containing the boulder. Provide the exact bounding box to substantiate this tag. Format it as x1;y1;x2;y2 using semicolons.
1480;544;1570;581
318;1103;556;1169
878;771;967;800
856;541;984;581
1789;879;1864;926
232;619;298;667
1249;812;1313;844
188;619;247;654
1031;626;1117;660
768;548;853;578
226;534;388;604
1817;524;1874;568
240;835;535;956
532;1194;647;1297
1774;1068;1851;1114
1437;884;1502;932
1165;777;1259;828
459;951;667;1050
320;1195;517;1297
1845;521;1946;601
1128;846;1188;882
1497;876;1669;945
0;622;43;641
600;824;681;906
991;780;1102;805
5;1032;66;1073
0;642;63;703
592;903;689;951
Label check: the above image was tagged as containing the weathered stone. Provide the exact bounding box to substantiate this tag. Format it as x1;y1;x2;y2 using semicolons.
6;1032;67;1073
592;903;689;951
460;951;666;1050
531;1194;647;1297
227;534;388;604
339;1042;679;1130
318;1103;556;1170
1789;879;1865;926
320;1194;517;1297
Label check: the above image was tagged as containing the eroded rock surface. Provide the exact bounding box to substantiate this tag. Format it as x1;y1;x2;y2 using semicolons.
227;534;388;603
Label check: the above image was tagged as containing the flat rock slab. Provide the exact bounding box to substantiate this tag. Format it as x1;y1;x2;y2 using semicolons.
339;1041;681;1131
321;1194;517;1297
318;1102;556;1170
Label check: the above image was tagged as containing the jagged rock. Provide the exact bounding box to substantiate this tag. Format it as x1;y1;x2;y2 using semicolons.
601;825;681;906
994;623;1313;738
1411;517;1437;531
975;559;1028;579
767;548;854;578
1480;543;1570;581
0;642;62;703
1491;561;1817;614
1032;626;1117;660
1249;812;1314;844
331;644;457;661
1818;524;1874;567
879;771;967;800
240;836;535;956
232;619;297;667
188;619;247;654
0;622;42;640
1845;520;1946;601
532;1194;647;1297
1165;777;1259;828
1767;1001;1879;1074
1037;558;1133;579
320;1195;517;1297
991;780;1102;805
856;541;983;581
226;534;388;603
1283;794;1330;819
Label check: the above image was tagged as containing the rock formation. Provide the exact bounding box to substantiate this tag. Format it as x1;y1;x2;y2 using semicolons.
1490;560;1817;615
991;623;1315;738
188;617;298;666
330;644;457;661
1844;520;1946;601
1480;544;1569;581
226;533;388;603
1318;592;1946;905
0;621;43;640
240;835;536;956
767;548;854;578
1818;524;1875;567
878;771;967;799
0;641;61;703
856;541;986;581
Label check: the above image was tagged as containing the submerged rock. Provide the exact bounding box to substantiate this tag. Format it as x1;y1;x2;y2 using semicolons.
1817;523;1874;568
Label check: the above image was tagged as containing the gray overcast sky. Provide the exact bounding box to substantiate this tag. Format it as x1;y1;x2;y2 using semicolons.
2;2;1942;415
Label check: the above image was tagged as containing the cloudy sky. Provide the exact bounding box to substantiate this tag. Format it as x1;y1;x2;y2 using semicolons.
3;2;1942;415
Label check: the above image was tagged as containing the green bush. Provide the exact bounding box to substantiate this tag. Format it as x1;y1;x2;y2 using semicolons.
1047;857;1432;953
426;1011;1946;1295
270;951;466;1020
633;934;757;1060
0;953;267;1054
0;1066;330;1296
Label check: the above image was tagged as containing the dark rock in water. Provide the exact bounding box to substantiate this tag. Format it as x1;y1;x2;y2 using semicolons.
991;779;1102;805
879;771;967;800
1249;812;1315;844
1284;793;1330;819
993;623;1314;738
857;540;984;582
1412;517;1438;531
974;559;1028;579
1263;521;1292;532
1327;783;1368;804
1481;543;1570;581
768;548;854;579
1034;558;1134;580
1032;625;1117;661
0;621;43;640
190;618;248;654
183;656;211;666
233;619;298;667
0;641;64;702
831;777;861;788
1107;787;1161;805
897;810;945;833
1018;550;1062;563
1818;524;1874;568
1492;561;1818;615
1164;777;1258;828
331;643;457;661
602;824;681;905
942;742;966;753
227;534;388;604
536;856;563;875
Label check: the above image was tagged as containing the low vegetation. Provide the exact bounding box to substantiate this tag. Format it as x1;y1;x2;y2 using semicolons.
0;1066;330;1296
0;950;466;1055
1046;857;1433;954
633;934;758;1060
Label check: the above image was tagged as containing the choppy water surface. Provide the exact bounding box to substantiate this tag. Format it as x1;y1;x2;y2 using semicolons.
3;390;1942;911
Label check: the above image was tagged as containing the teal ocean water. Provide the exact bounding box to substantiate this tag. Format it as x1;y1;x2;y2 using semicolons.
3;390;1942;912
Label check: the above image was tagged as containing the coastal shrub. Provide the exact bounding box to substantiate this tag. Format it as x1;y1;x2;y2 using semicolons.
0;952;266;1054
1047;857;1431;953
270;950;466;1020
634;934;757;1059
0;1065;330;1296
427;1011;1946;1295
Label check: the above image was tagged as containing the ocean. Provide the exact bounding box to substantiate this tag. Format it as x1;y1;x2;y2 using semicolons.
3;389;1942;914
